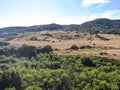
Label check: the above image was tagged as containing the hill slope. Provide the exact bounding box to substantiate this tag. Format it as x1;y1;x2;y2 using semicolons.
0;27;26;33
24;23;64;32
78;18;120;34
0;23;64;33
0;18;120;34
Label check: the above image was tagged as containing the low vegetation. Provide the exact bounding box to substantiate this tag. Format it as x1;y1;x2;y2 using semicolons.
0;45;53;58
41;33;53;37
0;49;120;90
80;45;93;49
30;36;38;41
0;41;10;46
96;34;110;41
70;45;79;50
0;18;120;90
99;52;108;55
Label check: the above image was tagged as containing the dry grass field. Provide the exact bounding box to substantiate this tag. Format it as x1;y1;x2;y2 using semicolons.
9;31;120;59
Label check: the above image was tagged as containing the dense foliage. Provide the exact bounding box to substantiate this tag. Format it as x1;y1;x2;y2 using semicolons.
0;45;53;58
0;42;10;46
0;49;120;90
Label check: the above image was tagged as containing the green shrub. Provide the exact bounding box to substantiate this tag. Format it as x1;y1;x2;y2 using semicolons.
99;52;108;55
80;45;92;49
113;53;117;56
25;85;43;90
0;54;120;90
4;87;16;90
70;45;79;50
30;36;38;41
0;41;10;46
81;57;95;66
0;71;22;90
82;57;95;66
37;45;53;53
42;33;53;36
17;44;37;58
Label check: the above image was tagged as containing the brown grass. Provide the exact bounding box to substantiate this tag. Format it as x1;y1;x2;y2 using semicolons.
9;31;120;59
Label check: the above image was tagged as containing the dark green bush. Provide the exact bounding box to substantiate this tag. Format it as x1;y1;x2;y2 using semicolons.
0;45;53;58
80;45;92;49
99;52;108;55
81;57;95;66
70;45;79;50
17;44;37;58
37;45;53;54
0;41;10;46
0;71;22;90
30;36;38;41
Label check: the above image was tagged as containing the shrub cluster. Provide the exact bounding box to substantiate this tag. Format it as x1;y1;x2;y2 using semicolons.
0;54;120;90
0;45;53;58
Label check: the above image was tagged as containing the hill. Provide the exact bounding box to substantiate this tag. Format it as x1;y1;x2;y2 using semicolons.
24;23;64;32
0;23;64;33
78;18;120;34
0;18;120;34
0;26;26;33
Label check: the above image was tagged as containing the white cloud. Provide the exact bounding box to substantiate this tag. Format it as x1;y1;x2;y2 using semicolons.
65;10;120;24
81;0;109;7
101;10;120;18
78;10;120;23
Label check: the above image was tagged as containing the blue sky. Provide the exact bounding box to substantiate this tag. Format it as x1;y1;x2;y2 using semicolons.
0;0;120;28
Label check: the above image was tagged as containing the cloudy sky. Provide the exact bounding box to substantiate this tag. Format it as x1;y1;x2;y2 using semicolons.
0;0;120;28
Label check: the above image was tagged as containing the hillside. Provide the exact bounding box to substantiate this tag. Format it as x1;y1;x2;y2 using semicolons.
78;18;120;34
0;19;120;89
24;23;64;32
0;26;26;33
0;18;120;34
0;23;64;33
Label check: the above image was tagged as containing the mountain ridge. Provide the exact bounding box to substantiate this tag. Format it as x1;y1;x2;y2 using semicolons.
78;18;120;34
0;18;120;34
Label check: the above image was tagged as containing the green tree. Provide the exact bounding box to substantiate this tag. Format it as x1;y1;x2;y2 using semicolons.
81;57;95;66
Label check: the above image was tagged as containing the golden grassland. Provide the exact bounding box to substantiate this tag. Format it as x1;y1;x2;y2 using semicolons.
9;31;120;59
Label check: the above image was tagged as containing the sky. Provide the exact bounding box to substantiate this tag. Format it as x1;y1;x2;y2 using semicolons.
0;0;120;28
